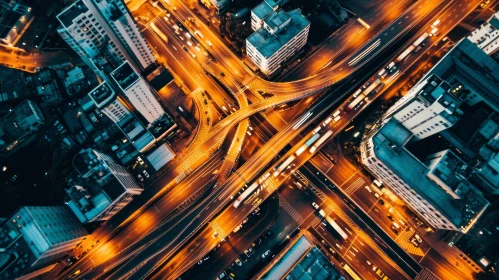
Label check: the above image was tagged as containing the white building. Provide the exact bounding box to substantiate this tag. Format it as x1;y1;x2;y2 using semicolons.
88;82;156;152
246;7;309;76
57;0;154;77
0;206;88;279
250;0;288;31
389;74;463;140
359;40;499;232
65;148;143;223
361;120;489;232
89;81;132;123
467;11;499;55
110;61;165;124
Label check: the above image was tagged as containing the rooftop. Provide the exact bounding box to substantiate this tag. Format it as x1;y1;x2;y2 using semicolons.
0;100;44;152
252;1;273;20
57;0;88;28
263;235;341;280
247;9;310;58
373;118;489;230
110;61;140;91
88;82;115;107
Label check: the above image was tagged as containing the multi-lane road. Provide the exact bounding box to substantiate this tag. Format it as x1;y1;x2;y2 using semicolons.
56;0;485;278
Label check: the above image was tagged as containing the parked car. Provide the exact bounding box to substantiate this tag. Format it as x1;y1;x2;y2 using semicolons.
262;250;270;258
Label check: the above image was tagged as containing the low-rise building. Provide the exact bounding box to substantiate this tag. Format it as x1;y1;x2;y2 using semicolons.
0;206;88;279
247;7;310;76
0;100;44;157
0;0;31;45
65;148;143;223
250;0;288;31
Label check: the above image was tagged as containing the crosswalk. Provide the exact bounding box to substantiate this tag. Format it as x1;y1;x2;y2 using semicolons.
278;194;304;224
415;268;440;280
343;177;365;195
308;183;327;201
211;221;227;239
396;227;425;256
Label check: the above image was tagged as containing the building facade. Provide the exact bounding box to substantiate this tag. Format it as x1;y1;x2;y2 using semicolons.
467;11;499;55
360;39;499;232
246;6;309;76
110;61;165;124
88;82;156;152
0;206;88;279
57;0;154;78
65;148;143;223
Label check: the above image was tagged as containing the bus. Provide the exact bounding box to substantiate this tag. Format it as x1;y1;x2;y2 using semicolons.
343;264;362;280
233;182;260;208
309;130;333;153
296;134;321;156
273;155;296;177
395;45;415;62
150;22;168;43
326;216;348;240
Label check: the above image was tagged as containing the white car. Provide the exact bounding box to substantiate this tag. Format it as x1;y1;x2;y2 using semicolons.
374;192;380;199
262;250;270;258
311;202;319;209
137;174;144;182
235;258;242;266
143;170;149;178
364;185;372;193
414;234;423;243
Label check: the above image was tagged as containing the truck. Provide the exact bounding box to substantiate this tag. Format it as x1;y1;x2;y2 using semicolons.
273;155;296;177
326;216;348;239
363;79;382;97
395;45;415;62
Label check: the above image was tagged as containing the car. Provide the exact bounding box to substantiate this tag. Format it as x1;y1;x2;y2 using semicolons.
366;260;372;266
387;214;394;221
212;232;218;238
111;145;118;151
374;192;380;199
410;238;420;247
137;174;144;182
388;207;394;213
376;269;385;277
242;218;248;224
137;157;144;165
197;259;203;265
143;170;149;178
311;202;319;209
372;265;377;271
364;185;372;193
262;250;270;258
391;222;401;234
235;258;242;266
414;234;423;243
373;179;383;187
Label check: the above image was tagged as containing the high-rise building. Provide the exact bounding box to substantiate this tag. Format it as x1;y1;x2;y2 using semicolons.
0;100;44;157
88;82;156;152
0;206;88;279
56;0;155;78
360;39;499;232
246;7;309;76
65;148;143;223
110;61;166;124
467;11;499;55
361;119;489;232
